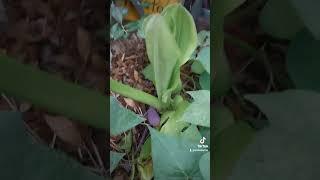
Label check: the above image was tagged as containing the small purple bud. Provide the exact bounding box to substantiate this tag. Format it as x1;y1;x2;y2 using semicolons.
147;107;160;127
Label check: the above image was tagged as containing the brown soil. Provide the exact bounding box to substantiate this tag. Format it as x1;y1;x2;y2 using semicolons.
110;33;155;114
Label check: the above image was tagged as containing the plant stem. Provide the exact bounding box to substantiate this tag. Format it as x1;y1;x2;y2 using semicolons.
0;55;107;129
110;79;162;110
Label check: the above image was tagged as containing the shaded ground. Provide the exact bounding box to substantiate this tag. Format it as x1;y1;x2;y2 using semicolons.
0;0;107;177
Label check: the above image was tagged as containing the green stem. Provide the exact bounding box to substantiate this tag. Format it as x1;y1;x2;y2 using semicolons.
0;55;107;129
110;79;162;110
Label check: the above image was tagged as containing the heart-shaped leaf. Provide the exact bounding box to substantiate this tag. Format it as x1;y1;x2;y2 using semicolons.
230;90;320;179
149;127;205;179
110;96;144;136
182;90;210;127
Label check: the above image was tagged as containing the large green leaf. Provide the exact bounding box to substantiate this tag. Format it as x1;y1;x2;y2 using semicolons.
0;55;107;129
149;127;205;179
110;96;144;136
161;4;198;102
259;0;304;39
182;90;210;127
230;90;320;179
110;151;125;173
143;4;197;104
287;29;320;92
213;122;254;180
0;112;104;180
199;152;210;180
143;14;181;103
161;3;198;66
289;0;320;39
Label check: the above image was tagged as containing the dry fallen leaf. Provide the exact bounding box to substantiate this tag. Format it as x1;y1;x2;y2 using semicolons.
44;114;83;147
123;98;137;109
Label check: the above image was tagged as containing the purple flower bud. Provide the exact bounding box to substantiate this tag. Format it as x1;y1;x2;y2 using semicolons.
147;107;160;127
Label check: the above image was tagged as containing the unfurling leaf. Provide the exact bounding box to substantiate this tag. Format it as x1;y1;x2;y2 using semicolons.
143;4;197;104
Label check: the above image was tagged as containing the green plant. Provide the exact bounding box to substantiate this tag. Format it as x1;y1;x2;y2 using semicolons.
110;3;210;179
